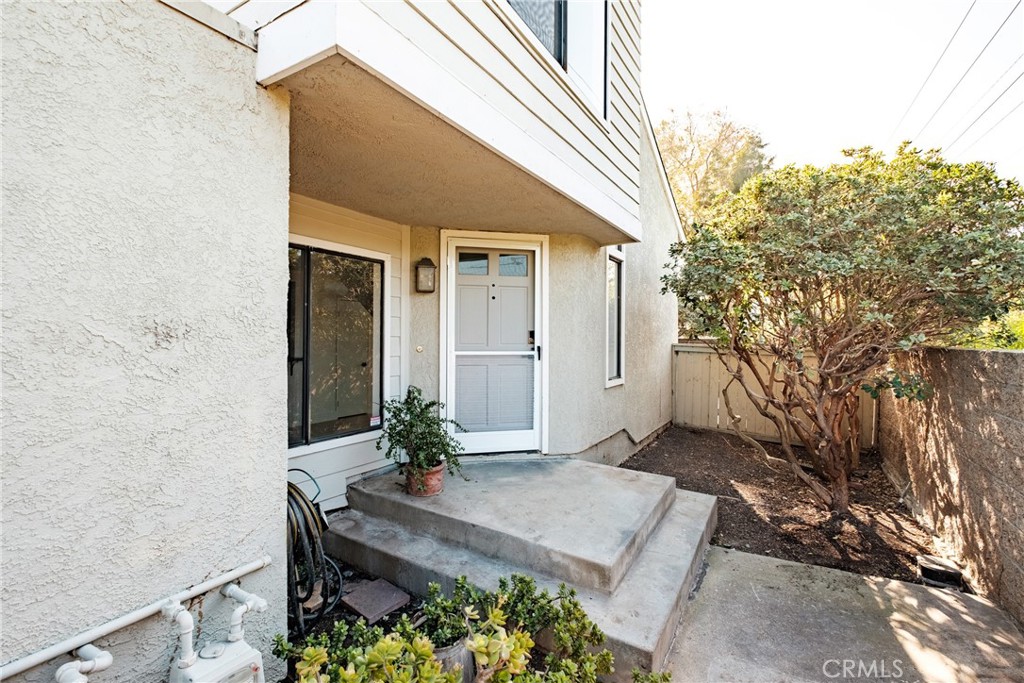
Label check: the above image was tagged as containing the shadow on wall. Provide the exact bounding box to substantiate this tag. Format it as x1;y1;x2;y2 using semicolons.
879;348;1024;626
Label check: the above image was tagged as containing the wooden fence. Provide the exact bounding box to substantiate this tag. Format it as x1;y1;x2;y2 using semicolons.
672;343;877;448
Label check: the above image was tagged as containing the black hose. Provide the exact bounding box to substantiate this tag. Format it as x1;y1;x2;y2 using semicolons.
286;470;343;638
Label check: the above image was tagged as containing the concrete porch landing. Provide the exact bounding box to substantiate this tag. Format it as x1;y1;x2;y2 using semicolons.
325;458;717;679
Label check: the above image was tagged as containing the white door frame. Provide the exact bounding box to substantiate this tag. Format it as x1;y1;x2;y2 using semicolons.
440;230;549;454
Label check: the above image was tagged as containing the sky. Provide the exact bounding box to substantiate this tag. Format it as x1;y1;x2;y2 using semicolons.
640;0;1024;182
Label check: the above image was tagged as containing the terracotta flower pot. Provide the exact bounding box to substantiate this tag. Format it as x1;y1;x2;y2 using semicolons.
406;462;446;496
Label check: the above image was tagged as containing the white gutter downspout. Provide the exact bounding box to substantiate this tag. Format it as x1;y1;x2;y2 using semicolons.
53;645;112;683
0;556;272;680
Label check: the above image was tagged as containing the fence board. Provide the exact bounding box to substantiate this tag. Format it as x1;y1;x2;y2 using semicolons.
672;343;877;449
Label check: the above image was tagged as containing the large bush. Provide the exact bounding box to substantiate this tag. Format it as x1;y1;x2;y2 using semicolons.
663;145;1024;512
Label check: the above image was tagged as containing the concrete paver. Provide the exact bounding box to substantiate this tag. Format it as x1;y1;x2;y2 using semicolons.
341;578;410;624
667;548;1024;683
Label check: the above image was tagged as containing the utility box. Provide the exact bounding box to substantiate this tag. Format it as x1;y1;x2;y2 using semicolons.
169;640;265;683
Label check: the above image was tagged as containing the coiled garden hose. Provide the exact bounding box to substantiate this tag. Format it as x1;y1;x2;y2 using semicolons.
286;469;343;638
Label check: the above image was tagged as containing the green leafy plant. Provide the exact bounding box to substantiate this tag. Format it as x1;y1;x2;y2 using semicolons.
862;371;932;401
276;573;664;683
376;386;465;489
336;634;458;683
540;585;612;683
631;669;672;683
490;575;559;638
414;578;486;648
949;307;1024;350
274;625;459;683
465;600;535;683
274;619;386;681
409;575;614;683
663;144;1024;512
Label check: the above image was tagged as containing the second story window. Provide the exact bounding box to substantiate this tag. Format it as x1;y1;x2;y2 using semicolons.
509;0;566;66
509;0;607;115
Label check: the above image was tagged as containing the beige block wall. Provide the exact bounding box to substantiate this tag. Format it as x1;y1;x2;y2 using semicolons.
1;2;289;680
879;349;1024;625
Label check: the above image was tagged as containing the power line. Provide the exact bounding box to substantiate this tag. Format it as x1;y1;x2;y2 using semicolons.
889;0;977;140
958;100;1024;155
914;0;1021;141
946;71;1024;150
941;52;1023;138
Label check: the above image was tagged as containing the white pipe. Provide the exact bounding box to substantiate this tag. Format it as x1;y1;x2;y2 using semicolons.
0;555;272;680
160;602;197;669
221;584;268;643
53;645;112;683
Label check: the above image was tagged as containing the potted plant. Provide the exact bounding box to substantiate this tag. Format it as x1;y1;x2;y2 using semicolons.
376;386;465;496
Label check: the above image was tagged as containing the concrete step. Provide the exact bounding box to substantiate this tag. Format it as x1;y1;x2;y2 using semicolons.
346;459;677;592
325;488;717;681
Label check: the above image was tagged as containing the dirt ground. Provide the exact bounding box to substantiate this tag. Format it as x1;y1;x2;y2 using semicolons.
622;426;936;583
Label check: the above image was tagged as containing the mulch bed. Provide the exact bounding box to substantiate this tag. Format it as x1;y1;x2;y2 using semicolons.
622;426;936;583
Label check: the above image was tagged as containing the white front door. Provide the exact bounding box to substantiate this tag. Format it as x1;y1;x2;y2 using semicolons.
445;239;543;453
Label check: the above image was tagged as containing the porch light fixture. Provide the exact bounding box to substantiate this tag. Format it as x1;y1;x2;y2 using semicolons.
415;257;437;293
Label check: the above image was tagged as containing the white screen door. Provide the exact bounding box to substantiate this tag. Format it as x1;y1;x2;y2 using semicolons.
447;244;541;453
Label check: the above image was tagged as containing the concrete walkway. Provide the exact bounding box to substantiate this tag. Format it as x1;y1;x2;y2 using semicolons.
667;548;1024;683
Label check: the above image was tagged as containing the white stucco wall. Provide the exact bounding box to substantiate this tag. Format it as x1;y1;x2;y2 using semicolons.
1;2;290;681
409;228;443;403
546;127;679;457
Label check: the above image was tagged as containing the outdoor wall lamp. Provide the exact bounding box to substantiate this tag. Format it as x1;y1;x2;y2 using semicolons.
415;257;437;293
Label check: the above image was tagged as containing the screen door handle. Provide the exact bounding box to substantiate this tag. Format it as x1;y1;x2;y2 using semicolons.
535;345;541;361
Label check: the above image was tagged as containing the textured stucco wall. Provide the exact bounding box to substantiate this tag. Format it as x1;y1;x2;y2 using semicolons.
547;128;678;457
879;349;1024;625
409;227;442;403
2;2;290;680
624;130;680;447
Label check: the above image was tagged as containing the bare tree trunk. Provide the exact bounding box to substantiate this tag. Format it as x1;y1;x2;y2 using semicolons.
831;469;851;514
721;378;779;466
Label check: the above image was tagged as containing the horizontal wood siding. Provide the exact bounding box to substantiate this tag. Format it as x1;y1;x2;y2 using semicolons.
361;0;642;227
287;194;407;510
672;344;878;448
607;1;642;155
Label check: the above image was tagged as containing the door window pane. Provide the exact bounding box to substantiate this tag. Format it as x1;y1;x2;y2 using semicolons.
499;254;528;277
288;245;384;446
458;252;489;275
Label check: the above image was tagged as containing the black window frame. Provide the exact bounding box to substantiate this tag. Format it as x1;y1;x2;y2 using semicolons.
508;0;609;117
607;248;624;383
509;0;568;68
287;243;387;448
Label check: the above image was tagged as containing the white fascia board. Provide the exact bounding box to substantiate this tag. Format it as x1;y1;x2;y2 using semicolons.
257;1;641;242
229;0;305;30
255;1;342;84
